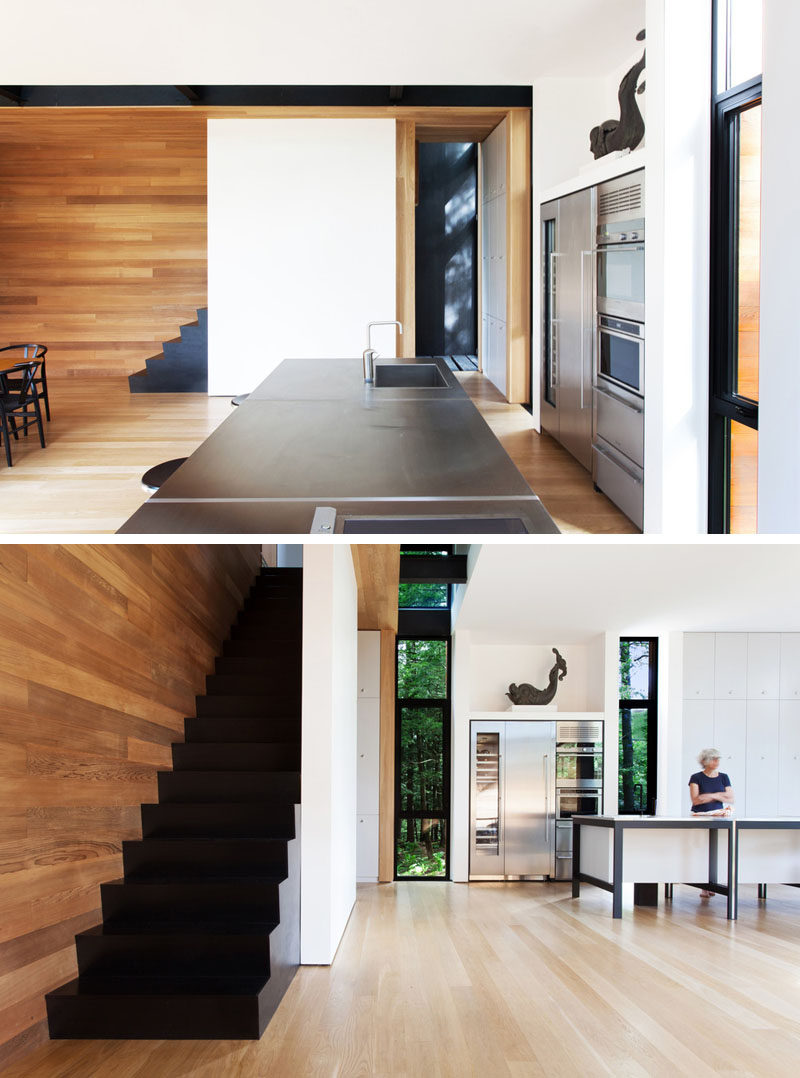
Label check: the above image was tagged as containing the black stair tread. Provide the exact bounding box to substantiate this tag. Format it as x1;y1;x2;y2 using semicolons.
49;975;271;997
90;919;278;936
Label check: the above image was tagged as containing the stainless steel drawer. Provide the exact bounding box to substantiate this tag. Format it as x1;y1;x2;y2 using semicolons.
594;382;644;467
555;821;573;854
593;440;644;530
554;854;573;880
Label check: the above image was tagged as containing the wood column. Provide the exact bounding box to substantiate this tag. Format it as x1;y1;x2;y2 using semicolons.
505;108;532;403
396;121;416;357
378;627;396;882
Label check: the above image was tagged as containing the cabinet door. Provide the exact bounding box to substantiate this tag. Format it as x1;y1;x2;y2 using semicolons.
357;698;380;815
746;701;779;817
714;634;748;700
682;700;714;811
683;633;715;699
747;634;780;700
713;700;747;811
356;814;379;879
357;631;381;698
779;702;800;816
779;634;800;700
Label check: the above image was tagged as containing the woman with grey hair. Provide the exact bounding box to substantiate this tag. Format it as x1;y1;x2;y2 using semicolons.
689;749;734;897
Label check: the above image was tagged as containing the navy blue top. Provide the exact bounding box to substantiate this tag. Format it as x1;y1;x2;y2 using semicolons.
689;770;731;812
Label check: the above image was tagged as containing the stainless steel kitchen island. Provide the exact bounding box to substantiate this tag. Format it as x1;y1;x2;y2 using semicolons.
118;357;559;534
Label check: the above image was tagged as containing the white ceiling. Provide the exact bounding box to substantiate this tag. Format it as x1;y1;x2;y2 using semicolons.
5;0;645;85
455;542;800;644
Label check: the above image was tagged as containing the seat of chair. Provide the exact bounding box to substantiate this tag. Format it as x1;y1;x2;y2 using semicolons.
141;457;188;492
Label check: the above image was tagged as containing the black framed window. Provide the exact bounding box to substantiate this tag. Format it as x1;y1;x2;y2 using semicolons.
395;636;451;879
398;545;452;610
618;638;658;815
709;0;763;533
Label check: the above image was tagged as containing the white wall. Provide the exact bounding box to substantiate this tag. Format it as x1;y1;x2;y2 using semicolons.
469;643;596;713
207;118;396;394
300;544;358;964
758;0;800;532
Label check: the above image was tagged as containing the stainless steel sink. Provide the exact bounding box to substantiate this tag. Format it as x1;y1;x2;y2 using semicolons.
373;363;448;388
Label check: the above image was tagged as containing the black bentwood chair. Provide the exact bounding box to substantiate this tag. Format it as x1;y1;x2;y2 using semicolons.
0;344;50;420
0;360;47;467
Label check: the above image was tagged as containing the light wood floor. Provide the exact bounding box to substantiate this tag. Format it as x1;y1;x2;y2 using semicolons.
6;881;800;1077
0;375;635;535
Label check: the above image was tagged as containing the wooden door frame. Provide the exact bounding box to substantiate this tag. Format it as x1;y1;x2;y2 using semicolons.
395;107;531;401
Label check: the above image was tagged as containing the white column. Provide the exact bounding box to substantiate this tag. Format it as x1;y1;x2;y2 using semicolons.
643;0;712;533
757;0;800;531
450;628;472;882
602;631;619;815
300;545;358;964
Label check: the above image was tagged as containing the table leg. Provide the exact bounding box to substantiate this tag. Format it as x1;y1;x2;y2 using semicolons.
727;822;738;920
612;824;623;918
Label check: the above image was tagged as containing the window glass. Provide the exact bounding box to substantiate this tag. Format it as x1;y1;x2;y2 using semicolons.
398;582;449;608
399;707;445;814
397;639;447;698
728;418;758;533
733;103;761;405
396;819;447;877
619;707;650;813
618;639;650;700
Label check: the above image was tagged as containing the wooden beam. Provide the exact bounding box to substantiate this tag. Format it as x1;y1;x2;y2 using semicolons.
505;108;532;404
350;545;400;631
396;121;416;357
378;627;396;882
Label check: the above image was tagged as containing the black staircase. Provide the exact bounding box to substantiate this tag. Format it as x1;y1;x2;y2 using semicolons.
45;567;303;1040
128;307;208;393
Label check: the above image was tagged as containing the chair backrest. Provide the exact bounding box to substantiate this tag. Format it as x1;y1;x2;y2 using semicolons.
0;344;47;361
0;360;41;400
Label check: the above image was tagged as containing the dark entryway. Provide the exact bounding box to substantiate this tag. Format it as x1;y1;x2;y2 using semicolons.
415;143;478;361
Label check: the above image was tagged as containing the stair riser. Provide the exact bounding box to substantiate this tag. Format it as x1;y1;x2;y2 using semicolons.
140;802;296;839
183;715;300;744
101;881;282;924
195;696;299;718
172;743;301;771
75;934;272;978
204;674;299;696
214;656;302;676
157;771;300;804
122;840;288;880
47;992;263;1040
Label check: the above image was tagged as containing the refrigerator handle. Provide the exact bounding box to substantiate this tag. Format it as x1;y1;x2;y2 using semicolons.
544;753;550;846
580;250;593;410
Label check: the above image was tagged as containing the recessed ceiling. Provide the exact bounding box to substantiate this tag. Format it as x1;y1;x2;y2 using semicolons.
4;0;645;85
455;543;800;644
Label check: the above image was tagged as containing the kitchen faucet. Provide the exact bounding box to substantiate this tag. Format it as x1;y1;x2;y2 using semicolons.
363;320;403;383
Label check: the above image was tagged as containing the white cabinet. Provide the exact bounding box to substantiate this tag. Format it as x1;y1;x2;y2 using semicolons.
356;815;379;881
746;633;780;699
745;701;779;817
780;634;800;700
357;631;380;698
778;702;800;816
356;630;381;880
682;700;714;810
683;634;715;699
713;700;747;810
357;699;380;815
713;634;748;700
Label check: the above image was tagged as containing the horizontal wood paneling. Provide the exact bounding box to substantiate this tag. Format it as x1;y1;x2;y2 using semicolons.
0;106;516;379
0;544;260;1068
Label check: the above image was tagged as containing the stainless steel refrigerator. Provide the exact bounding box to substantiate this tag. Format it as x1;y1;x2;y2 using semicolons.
540;188;595;471
469;720;556;879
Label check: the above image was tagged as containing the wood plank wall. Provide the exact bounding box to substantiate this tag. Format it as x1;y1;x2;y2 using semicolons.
0;544;261;1069
0;109;209;379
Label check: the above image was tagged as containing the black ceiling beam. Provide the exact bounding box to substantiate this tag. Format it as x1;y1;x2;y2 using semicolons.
11;85;532;108
399;553;467;584
0;87;23;105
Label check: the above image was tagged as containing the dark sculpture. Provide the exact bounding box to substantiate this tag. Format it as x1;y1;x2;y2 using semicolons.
590;30;646;160
506;648;568;705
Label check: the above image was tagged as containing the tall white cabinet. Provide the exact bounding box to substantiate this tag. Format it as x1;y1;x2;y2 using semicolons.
357;632;381;882
682;633;800;816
